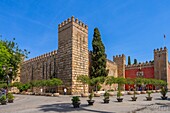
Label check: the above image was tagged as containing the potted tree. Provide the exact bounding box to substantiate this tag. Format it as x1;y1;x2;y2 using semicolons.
71;96;80;108
146;91;152;101
49;78;63;97
0;95;7;105
126;78;134;95
105;76;115;96
131;78;140;101
90;76;105;97
87;92;95;105
7;93;14;103
131;88;137;101
117;90;123;102
77;75;89;97
115;77;125;102
103;91;110;103
160;87;168;100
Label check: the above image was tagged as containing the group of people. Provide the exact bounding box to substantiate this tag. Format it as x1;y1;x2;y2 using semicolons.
0;88;7;97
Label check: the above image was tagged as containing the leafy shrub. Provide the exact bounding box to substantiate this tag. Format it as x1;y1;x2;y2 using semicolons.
0;95;6;101
104;91;109;100
89;92;94;100
7;93;14;100
71;96;80;103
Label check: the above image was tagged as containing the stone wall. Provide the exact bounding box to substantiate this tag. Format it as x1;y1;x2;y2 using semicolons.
57;16;89;94
113;54;126;78
168;63;170;89
101;59;118;91
154;47;169;89
20;50;57;83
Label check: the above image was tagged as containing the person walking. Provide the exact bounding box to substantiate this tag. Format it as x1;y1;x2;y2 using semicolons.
64;88;67;95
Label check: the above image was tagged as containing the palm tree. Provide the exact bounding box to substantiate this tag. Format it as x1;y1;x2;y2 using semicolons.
90;76;105;93
125;78;134;91
105;76;116;91
115;77;126;91
77;75;90;94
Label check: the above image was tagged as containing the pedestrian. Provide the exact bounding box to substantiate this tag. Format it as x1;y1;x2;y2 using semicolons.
64;88;67;95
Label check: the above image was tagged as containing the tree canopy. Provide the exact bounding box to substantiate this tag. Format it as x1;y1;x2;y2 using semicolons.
0;38;29;80
91;28;108;78
128;56;131;65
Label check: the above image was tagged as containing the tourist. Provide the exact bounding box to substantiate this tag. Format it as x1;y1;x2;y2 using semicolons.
64;88;67;95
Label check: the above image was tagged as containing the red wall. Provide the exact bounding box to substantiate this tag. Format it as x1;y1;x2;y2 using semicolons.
168;64;170;89
125;67;154;90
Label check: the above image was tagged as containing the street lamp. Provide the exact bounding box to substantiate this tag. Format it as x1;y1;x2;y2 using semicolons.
2;65;12;95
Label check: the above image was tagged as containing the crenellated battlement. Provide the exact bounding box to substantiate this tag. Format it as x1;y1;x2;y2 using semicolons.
58;16;88;30
125;60;154;69
154;46;167;53
23;50;57;64
113;54;125;59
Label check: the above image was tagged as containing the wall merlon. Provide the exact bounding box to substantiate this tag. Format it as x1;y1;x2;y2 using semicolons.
22;50;57;64
125;61;154;68
58;16;88;30
113;54;125;59
154;47;167;53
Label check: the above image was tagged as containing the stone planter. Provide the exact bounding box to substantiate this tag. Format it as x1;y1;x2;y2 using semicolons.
94;93;100;97
53;93;60;97
156;90;161;93
152;90;156;93
141;91;146;94
135;91;141;95
127;91;134;95
81;93;88;97
121;91;125;96
21;91;27;95
46;93;53;96
35;93;40;96
87;100;95;105
108;92;114;96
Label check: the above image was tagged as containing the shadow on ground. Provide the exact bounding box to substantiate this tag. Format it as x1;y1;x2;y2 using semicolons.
38;103;115;113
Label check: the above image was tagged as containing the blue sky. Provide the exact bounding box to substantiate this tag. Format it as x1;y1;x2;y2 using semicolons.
0;0;170;63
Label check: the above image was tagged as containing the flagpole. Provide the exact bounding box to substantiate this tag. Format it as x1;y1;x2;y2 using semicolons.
164;34;166;47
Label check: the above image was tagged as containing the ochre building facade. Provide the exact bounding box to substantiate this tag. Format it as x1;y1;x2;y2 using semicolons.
20;16;170;94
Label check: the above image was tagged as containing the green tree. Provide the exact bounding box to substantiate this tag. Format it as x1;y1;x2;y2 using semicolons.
125;78;134;91
90;76;105;93
105;76;116;90
77;75;90;93
128;56;131;65
91;28;108;78
134;59;137;64
0;38;29;80
115;77;126;91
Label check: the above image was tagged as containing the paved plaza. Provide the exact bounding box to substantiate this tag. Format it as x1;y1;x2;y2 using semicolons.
0;92;170;113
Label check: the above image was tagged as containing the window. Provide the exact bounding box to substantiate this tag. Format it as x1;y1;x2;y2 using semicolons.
136;71;144;77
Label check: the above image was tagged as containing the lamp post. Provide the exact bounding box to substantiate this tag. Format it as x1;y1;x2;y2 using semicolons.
2;65;12;95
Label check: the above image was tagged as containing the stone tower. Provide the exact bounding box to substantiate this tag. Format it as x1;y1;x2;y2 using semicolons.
113;54;126;78
57;16;89;94
154;47;170;89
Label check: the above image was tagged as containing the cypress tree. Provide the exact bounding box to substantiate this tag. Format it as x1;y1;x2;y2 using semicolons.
134;59;138;64
91;28;108;78
128;56;131;65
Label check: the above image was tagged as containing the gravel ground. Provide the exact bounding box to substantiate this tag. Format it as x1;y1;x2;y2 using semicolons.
0;92;170;113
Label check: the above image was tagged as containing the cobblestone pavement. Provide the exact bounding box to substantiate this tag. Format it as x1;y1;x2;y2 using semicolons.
0;92;170;113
